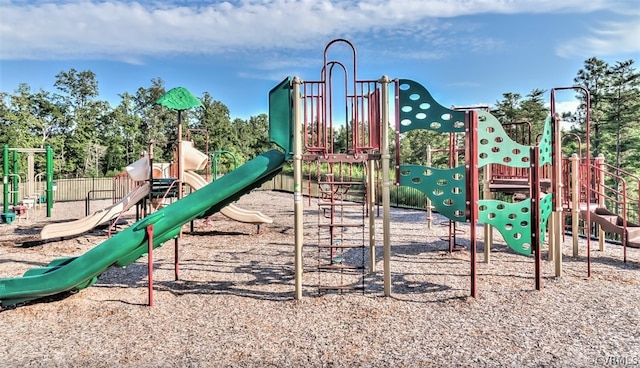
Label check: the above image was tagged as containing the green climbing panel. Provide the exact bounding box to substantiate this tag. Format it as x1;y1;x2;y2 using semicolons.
398;79;466;134
477;111;553;168
399;165;466;222
478;193;553;255
537;116;553;166
477;111;531;168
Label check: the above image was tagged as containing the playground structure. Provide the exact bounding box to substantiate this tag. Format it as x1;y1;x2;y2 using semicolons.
269;39;557;298
38;139;272;241
279;39;638;299
1;145;54;223
1;38;639;309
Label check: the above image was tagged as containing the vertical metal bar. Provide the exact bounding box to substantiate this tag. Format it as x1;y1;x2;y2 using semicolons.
46;146;54;217
3;144;9;214
531;146;542;290
552;113;563;277
174;237;179;281
12;149;18;205
466;111;479;298
146;224;154;307
571;154;580;257
622;180;627;263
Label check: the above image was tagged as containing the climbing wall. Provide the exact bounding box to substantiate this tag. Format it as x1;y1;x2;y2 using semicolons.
397;79;553;255
397;79;468;223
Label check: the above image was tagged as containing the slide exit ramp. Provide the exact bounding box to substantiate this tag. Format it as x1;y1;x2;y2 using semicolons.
0;150;286;308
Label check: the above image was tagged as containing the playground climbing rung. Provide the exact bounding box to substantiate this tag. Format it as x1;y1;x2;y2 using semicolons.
318;200;363;206
317;243;364;248
317;180;364;186
318;263;364;270
319;285;365;291
318;223;364;228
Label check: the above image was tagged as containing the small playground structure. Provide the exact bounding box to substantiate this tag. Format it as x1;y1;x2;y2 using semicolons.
1;38;638;309
39;129;272;241
1;144;54;223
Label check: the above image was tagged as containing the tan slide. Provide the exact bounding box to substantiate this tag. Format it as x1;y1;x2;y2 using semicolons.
40;183;151;240
40;156;152;240
183;171;272;225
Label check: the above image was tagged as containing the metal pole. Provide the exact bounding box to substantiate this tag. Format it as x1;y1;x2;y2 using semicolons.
597;154;606;251
3;144;9;214
552;114;563;277
174;237;179;281
46;146;54;217
531;146;542;290
146;224;154;307
466;111;479;298
380;75;392;297
570;154;580;257
426;145;433;230
12;149;18;205
293;76;304;300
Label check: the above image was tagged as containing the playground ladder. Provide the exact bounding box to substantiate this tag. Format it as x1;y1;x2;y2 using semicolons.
316;173;367;293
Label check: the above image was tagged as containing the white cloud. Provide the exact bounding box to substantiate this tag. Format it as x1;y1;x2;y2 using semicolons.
0;0;631;62
556;15;640;58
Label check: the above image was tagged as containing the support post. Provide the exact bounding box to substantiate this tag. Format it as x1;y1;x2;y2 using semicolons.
465;110;479;298
146;224;154;307
3;144;8;214
46;146;54;217
426;145;433;230
11;149;18;205
380;75;392;297
552;114;563;277
174;237;179;281
26;153;35;200
292;76;304;300
596;154;606;251
531;146;542;290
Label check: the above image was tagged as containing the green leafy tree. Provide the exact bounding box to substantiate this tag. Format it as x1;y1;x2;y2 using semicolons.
134;78;173;162
233;114;273;159
603;60;640;173
573;57;611;156
191;92;238;167
54;68;109;176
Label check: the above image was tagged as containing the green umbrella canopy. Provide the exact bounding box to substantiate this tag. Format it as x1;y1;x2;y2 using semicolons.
156;87;203;110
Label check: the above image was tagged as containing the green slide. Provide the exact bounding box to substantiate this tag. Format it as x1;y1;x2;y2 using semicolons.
0;149;286;308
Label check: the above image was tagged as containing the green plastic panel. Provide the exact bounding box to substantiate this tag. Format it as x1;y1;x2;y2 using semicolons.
478;111;531;169
537;117;553;166
478;199;533;255
539;193;553;237
478;193;553;255
398;79;466;134
268;77;294;155
399;164;466;222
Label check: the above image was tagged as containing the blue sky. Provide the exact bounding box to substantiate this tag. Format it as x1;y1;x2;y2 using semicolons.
1;0;639;120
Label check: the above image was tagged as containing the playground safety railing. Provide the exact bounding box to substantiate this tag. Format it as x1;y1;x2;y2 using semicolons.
592;160;640;225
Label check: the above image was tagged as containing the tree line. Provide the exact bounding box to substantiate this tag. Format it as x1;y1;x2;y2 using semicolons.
0;71;275;178
0;57;638;179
